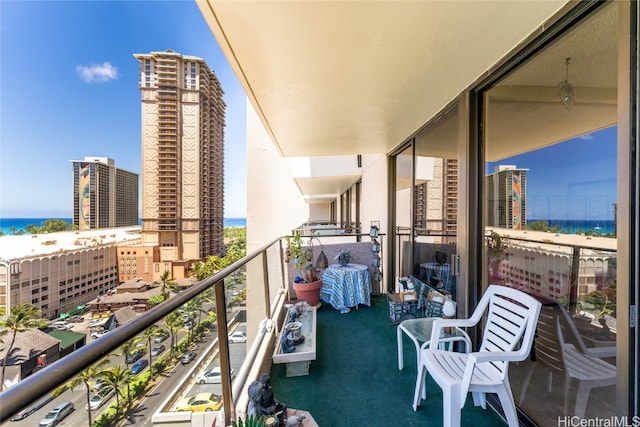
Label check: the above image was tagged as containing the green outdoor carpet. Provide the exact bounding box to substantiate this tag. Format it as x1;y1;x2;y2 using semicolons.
271;295;508;426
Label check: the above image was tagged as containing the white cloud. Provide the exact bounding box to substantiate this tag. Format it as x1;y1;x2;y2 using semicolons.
76;62;119;83
579;133;594;140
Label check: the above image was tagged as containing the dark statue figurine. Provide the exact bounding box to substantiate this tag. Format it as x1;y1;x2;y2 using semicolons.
247;373;287;425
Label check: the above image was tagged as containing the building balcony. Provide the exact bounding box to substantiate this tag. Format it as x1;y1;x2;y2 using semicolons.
0;232;617;426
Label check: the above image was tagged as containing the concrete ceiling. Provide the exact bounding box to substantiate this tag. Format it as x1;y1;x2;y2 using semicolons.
197;0;617;195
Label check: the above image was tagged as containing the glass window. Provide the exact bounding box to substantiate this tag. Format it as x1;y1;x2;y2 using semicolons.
483;3;618;423
393;145;413;281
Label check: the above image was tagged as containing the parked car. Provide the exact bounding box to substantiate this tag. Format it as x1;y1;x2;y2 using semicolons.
196;367;235;384
154;334;168;343
88;318;105;327
228;331;247;343
125;350;144;364
38;401;74;427
86;387;115;410
130;359;149;374
49;321;72;331
151;344;166;356
91;329;109;339
175;392;222;412
181;350;197;364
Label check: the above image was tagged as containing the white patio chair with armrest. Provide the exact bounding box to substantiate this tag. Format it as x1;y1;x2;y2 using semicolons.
558;316;616;417
517;303;616;418
412;285;542;427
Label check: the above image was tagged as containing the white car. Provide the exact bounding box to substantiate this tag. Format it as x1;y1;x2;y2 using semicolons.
91;329;109;339
228;331;247;343
88;319;105;327
86;387;115;410
49;321;72;331
151;344;166;356
196;367;235;384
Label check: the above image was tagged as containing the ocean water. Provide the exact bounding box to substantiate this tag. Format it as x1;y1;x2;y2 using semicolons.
527;219;615;235
0;217;246;235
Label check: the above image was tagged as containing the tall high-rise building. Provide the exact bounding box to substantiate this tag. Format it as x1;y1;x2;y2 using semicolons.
414;158;458;243
134;50;226;265
70;156;139;230
485;165;528;229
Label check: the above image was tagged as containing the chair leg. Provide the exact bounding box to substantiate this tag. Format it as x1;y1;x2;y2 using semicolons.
397;325;404;370
413;363;427;410
573;380;592;418
563;375;573;416
442;386;462;427
517;362;536;405
496;384;519;427
471;391;485;408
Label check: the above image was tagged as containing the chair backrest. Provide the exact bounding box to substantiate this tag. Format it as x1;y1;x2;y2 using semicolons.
476;285;542;378
532;304;565;373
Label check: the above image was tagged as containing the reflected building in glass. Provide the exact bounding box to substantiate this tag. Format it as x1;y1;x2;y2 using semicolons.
485;165;528;230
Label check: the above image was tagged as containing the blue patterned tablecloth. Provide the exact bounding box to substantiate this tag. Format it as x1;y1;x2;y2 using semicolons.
320;263;371;313
420;262;456;298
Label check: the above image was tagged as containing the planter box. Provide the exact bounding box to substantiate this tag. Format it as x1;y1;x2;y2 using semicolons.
272;305;317;376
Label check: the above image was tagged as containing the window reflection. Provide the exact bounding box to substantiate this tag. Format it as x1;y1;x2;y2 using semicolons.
483;3;618;422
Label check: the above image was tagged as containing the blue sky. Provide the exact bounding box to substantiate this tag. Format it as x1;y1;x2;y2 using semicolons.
0;0;247;218
487;126;618;221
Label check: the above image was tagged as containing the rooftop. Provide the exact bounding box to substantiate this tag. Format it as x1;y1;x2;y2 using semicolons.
0;226;142;261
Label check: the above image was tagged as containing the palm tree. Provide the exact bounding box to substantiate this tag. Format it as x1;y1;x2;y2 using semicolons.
0;304;48;391
53;358;110;427
142;325;165;375
111;337;144;367
159;270;177;300
191;288;216;333
101;364;134;412
164;312;183;359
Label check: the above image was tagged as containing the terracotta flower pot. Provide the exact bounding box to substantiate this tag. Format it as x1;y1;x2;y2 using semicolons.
292;279;322;307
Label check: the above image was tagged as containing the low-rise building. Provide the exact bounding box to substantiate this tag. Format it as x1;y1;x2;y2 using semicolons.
0;329;60;390
0;227;142;319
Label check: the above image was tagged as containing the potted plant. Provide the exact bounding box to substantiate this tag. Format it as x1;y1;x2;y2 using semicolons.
286;232;323;306
486;230;507;283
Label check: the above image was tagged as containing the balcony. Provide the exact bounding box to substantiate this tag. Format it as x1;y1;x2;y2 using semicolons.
3;231;614;426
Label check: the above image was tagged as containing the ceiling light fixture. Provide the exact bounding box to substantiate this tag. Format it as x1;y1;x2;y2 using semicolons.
558;57;575;110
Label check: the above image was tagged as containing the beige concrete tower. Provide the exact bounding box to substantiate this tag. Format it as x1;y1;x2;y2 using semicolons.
134;49;225;269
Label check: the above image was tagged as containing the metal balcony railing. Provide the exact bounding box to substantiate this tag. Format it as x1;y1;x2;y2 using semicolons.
0;237;288;426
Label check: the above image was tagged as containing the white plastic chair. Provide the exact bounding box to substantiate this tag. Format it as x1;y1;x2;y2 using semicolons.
517;303;615;417
413;285;542;427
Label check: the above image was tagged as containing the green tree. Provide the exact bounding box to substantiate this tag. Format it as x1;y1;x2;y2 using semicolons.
146;294;165;307
159;270;177;300
0;304;48;391
111;337;144;367
164;312;183;360
8;226;25;236
53;358;110;427
194;288;216;330
191;228;246;281
24;219;76;234
101;364;134;411
142;325;165;374
527;220;560;233
192;255;228;280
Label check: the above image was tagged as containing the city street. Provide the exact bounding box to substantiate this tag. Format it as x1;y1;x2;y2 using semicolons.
2;322;247;427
